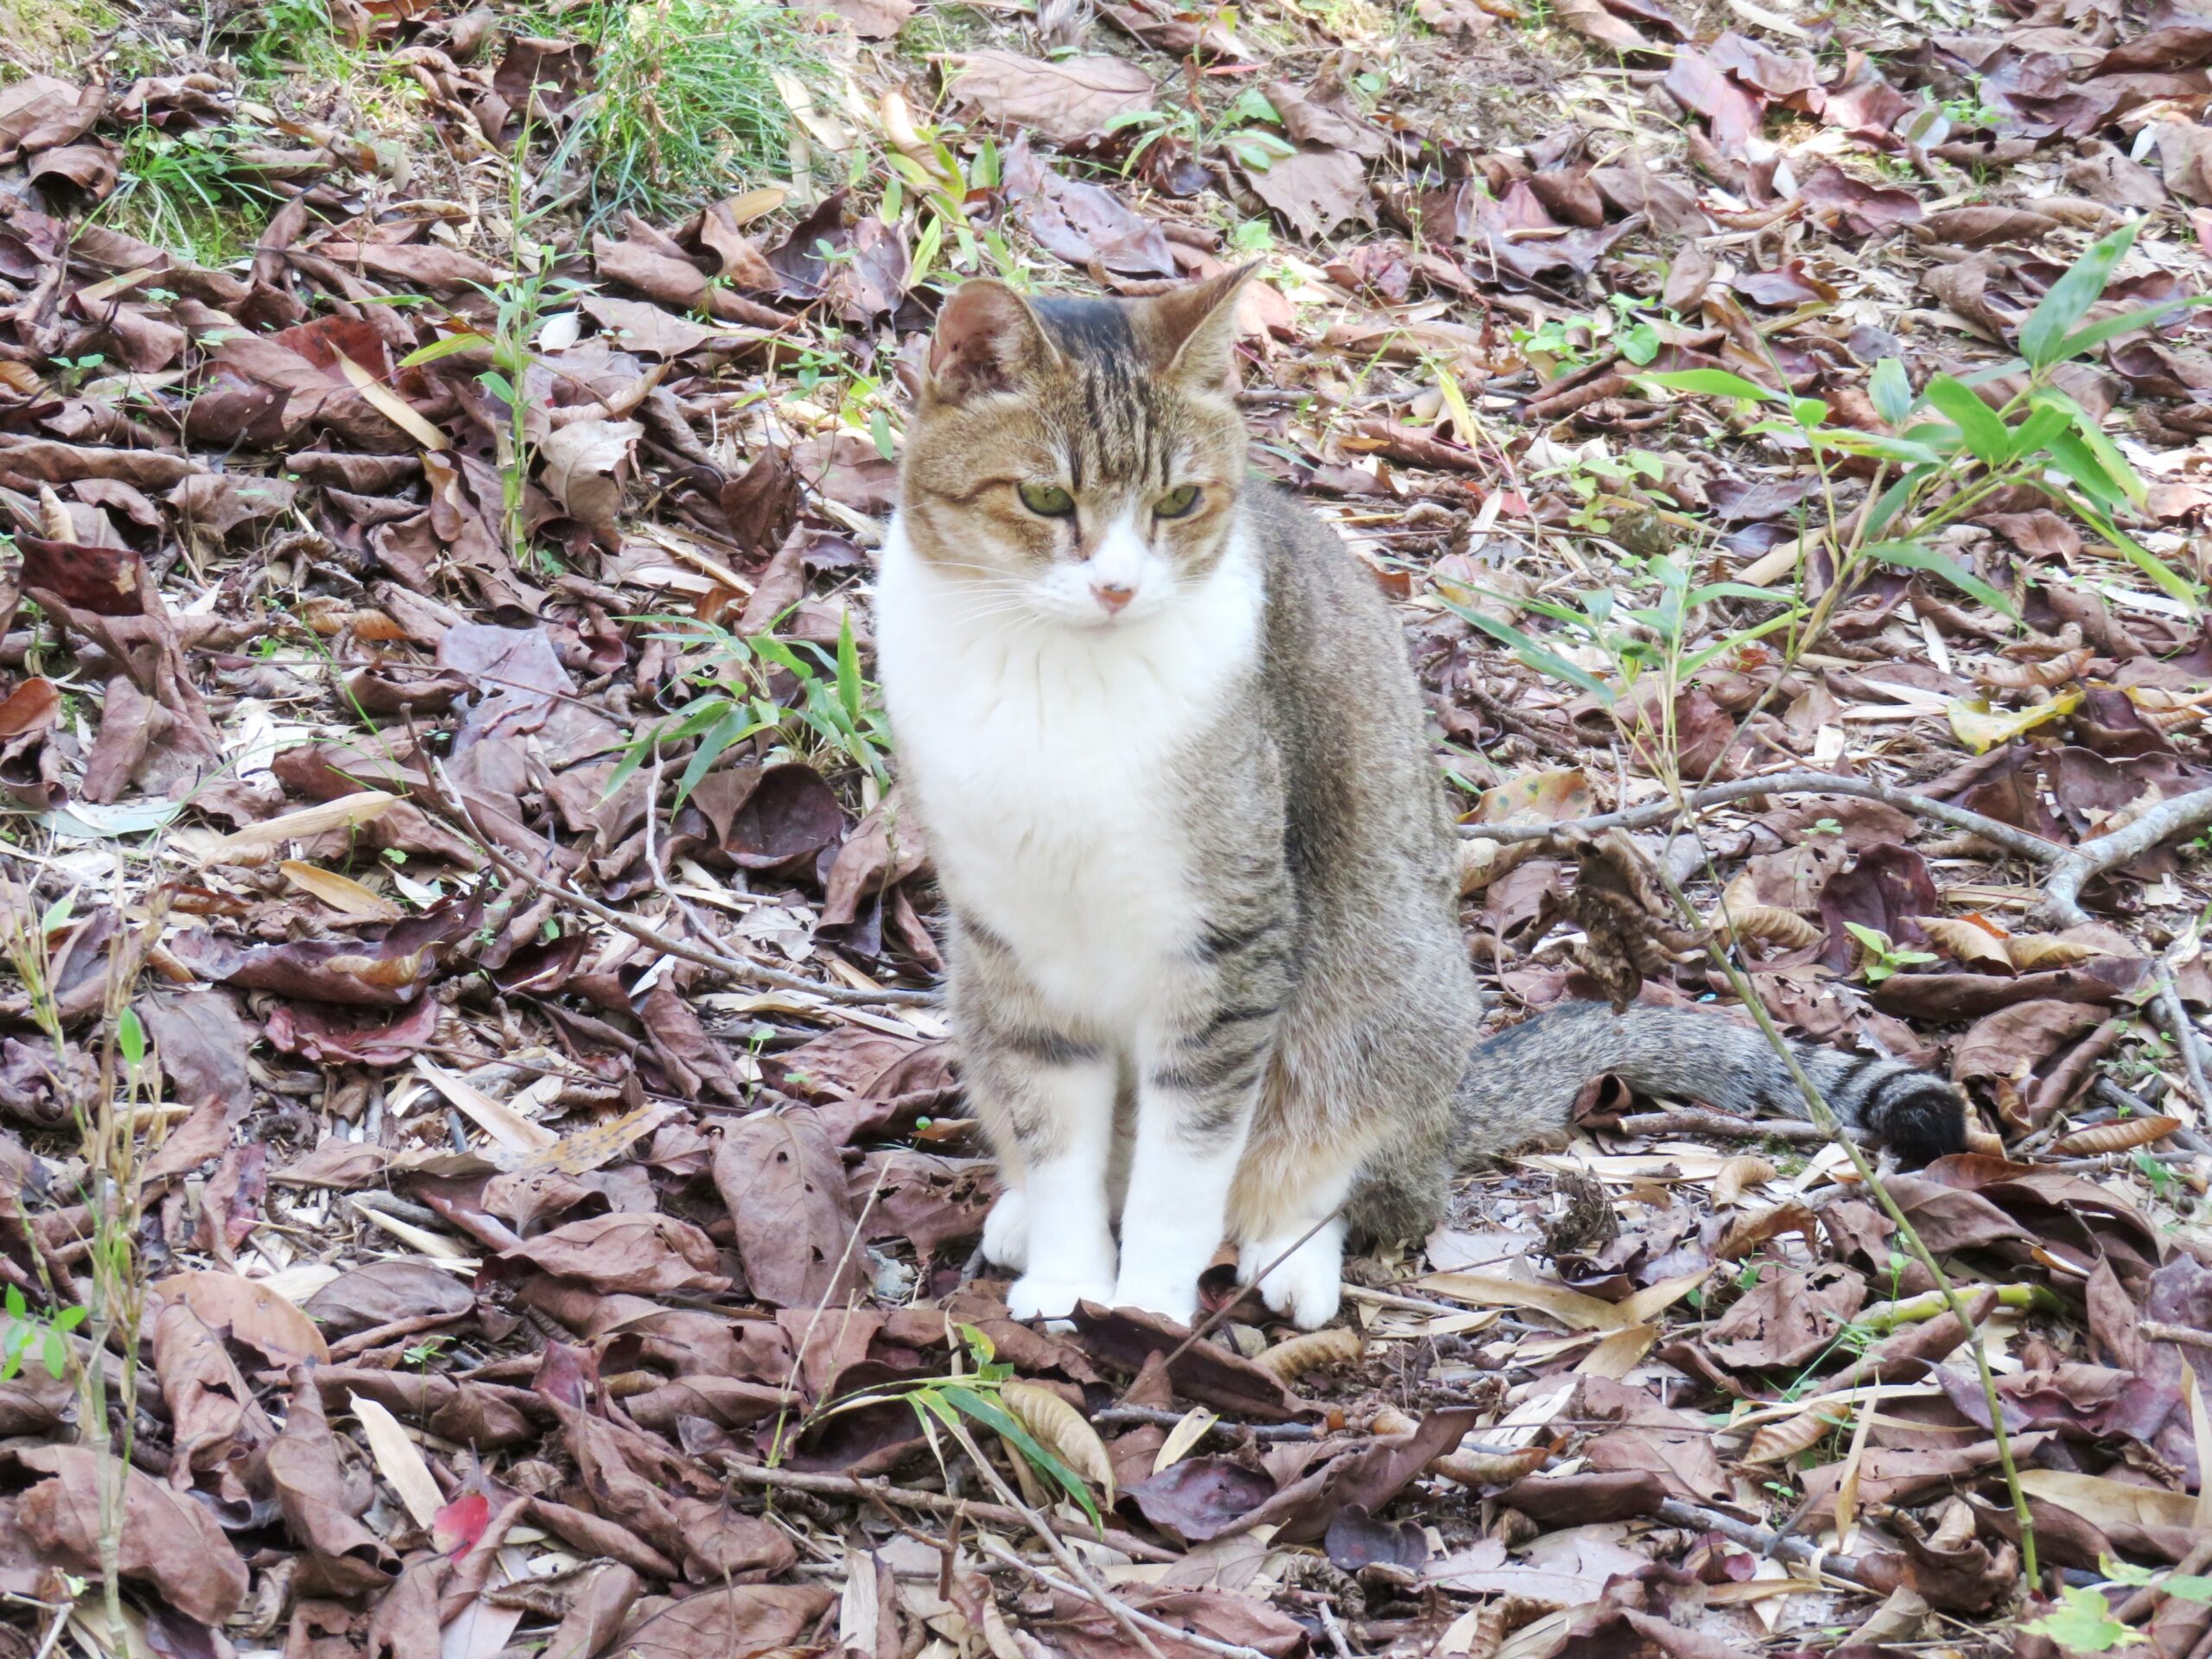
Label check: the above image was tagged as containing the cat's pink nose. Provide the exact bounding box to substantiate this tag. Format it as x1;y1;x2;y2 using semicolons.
1091;582;1135;614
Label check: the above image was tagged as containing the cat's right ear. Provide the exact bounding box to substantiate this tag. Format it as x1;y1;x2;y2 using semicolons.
925;281;1056;405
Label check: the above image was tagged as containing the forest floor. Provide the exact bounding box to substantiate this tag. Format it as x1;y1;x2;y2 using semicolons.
3;0;2212;1654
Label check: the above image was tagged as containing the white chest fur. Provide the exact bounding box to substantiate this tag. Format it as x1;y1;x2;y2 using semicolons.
874;518;1263;1031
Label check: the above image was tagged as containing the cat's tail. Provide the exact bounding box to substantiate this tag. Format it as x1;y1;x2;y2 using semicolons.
1454;1000;1969;1165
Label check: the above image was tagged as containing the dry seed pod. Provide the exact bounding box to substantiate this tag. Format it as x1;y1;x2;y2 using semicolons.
1913;915;2013;971
1430;1444;1548;1486
2053;1115;2181;1155
1712;1154;1777;1210
1974;647;2092;690
37;486;71;542
1716;1200;1817;1261
1254;1325;1362;1382
2004;935;2100;972
1964;1122;2009;1158
1713;905;1821;951
999;1380;1116;1505
1745;1406;1845;1465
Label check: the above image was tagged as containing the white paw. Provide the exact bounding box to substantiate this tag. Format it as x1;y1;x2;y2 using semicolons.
1240;1223;1344;1330
1109;1274;1198;1329
1006;1274;1116;1322
981;1187;1029;1272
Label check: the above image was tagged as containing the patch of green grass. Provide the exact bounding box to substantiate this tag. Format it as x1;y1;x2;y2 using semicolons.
554;0;821;224
105;123;279;267
240;0;355;84
895;1;997;60
0;0;117;77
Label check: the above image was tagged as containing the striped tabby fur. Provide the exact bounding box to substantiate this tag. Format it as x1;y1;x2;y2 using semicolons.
876;270;1966;1331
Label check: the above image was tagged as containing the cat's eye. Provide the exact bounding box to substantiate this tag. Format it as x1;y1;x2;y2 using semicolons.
1017;482;1076;517
1154;484;1202;518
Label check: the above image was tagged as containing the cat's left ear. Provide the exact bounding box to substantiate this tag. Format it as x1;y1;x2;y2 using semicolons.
1149;264;1259;391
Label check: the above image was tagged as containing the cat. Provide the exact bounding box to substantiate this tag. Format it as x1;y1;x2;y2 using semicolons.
873;267;1967;1331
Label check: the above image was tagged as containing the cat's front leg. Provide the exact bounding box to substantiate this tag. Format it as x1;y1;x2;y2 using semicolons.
1115;1001;1281;1325
969;1037;1119;1321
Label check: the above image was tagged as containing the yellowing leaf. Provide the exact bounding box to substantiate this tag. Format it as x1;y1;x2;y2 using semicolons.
194;790;398;867
1000;1380;1116;1506
333;350;448;451
413;1058;559;1154
350;1393;445;1528
1745;1403;1848;1464
1914;915;2014;971
1431;1443;1549;1486
1153;1407;1217;1474
1415;1272;1631;1332
2005;934;2102;971
280;861;403;922
1945;688;2082;753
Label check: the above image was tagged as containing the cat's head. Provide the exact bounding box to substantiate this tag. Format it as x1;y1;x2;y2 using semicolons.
897;268;1255;629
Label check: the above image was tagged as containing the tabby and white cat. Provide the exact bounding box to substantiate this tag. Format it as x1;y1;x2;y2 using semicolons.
874;270;1965;1331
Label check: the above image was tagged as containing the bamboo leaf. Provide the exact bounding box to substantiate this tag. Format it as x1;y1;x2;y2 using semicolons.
1862;540;2018;620
2019;220;2139;370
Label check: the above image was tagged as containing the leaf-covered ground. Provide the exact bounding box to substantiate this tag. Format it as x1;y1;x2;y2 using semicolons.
3;0;2212;1654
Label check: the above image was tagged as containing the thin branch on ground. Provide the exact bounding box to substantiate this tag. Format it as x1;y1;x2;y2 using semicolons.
937;1416;1173;1659
2142;1320;2212;1354
719;1459;1179;1563
2034;785;2212;926
1466;768;2062;863
974;1536;1274;1659
422;756;939;1007
1652;860;2041;1587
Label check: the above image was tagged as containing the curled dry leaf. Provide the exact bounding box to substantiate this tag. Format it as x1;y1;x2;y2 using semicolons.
1430;1443;1550;1486
1745;1402;1849;1464
1714;1200;1819;1262
1000;1380;1117;1505
1713;903;1821;951
1915;916;2015;972
1254;1325;1363;1381
1711;1154;1777;1210
2052;1115;2183;1154
2005;935;2102;972
1974;647;2094;690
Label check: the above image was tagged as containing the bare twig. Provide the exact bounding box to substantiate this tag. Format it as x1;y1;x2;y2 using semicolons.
423;757;938;1007
938;1417;1172;1659
1653;859;2041;1586
2035;785;2212;926
1466;768;2061;864
1653;1498;1874;1588
325;1311;468;1361
1603;1109;1829;1144
719;1459;1179;1563
2155;973;2212;1115
975;1536;1273;1659
1460;679;1588;765
1319;1600;1357;1659
2143;1320;2212;1354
